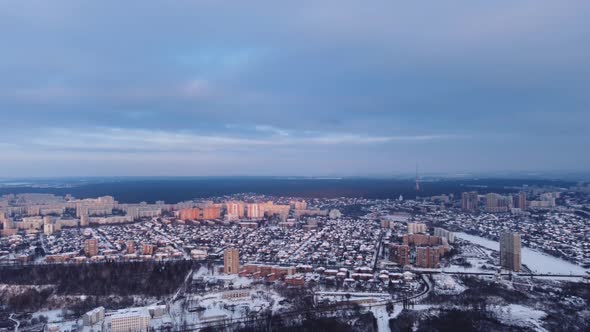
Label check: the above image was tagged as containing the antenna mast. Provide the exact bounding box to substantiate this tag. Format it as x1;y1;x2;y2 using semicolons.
415;164;420;192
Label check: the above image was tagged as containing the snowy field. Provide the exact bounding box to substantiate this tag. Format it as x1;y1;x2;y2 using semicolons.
169;285;288;329
432;274;466;295
490;304;548;332
455;232;588;275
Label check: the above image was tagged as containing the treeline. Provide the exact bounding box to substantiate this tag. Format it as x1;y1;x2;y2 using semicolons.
0;260;196;297
425;276;526;307
389;309;527;332
5;288;53;312
234;317;366;332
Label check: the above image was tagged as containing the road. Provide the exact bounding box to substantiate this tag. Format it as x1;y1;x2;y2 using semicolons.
416;270;585;278
372;230;385;270
9;314;19;332
410;274;432;302
168;267;194;328
40;234;48;254
287;230;321;262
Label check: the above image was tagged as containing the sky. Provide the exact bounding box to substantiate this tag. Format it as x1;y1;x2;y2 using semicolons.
0;1;589;177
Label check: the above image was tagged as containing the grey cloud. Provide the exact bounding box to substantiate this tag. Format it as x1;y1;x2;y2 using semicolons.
0;0;588;175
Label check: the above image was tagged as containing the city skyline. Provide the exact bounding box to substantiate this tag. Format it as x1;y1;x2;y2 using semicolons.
1;1;589;177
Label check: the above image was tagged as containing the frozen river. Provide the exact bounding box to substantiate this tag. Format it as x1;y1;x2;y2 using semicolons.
455;232;588;275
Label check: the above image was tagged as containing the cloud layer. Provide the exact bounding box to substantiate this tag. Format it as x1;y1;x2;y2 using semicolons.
0;1;589;176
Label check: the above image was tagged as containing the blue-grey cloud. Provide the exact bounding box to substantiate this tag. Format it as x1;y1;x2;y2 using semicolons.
0;0;588;176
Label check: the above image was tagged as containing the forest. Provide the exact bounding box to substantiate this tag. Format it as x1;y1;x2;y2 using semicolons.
0;260;196;296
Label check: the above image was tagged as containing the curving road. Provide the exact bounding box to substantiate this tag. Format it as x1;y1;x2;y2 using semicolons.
9;314;19;332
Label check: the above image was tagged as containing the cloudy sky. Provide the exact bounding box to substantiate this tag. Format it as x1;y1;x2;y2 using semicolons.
1;1;589;177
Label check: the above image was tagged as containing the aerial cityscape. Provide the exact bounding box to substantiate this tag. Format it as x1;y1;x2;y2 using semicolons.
1;1;589;331
0;178;589;331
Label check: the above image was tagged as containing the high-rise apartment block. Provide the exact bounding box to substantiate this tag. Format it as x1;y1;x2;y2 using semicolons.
44;223;55;235
179;208;200;221
142;244;154;256
126;240;135;254
225;202;244;221
461;192;479;212
513;192;527;210
290;200;308;210
486;193;511;213
85;238;98;257
202;206;221;220
2;214;14;230
416;246;440;268
407;222;427;234
224;248;240;274
403;234;443;246
1;216;17;235
246;203;262;219
500;232;521;272
80;214;89;227
433;227;455;244
389;244;410;266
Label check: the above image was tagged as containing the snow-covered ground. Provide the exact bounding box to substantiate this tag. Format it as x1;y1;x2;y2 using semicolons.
169;285;288;329
490;304;548;332
368;301;435;332
32;309;69;323
432;274;466;295
440;258;497;273
46;320;79;332
369;305;392;332
192;265;254;288
455;232;588;275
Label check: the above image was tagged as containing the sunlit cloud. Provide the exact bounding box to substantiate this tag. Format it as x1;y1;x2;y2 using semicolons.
254;125;290;137
18;127;461;153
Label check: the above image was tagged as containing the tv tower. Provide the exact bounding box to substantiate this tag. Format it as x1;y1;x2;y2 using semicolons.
415;164;420;192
